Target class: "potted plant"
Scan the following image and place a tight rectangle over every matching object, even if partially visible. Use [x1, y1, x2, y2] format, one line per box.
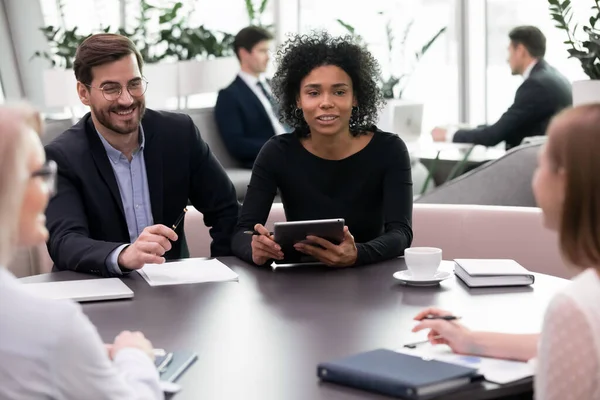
[336, 16, 446, 141]
[34, 0, 239, 111]
[548, 0, 600, 105]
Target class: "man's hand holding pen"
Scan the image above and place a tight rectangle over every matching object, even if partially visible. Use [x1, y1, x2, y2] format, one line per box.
[118, 208, 187, 270]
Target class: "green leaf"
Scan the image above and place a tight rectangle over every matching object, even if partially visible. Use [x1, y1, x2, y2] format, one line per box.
[415, 26, 446, 61]
[245, 0, 255, 22]
[259, 0, 269, 14]
[336, 19, 355, 34]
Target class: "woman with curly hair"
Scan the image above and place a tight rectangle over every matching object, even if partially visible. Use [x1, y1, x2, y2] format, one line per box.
[231, 32, 413, 267]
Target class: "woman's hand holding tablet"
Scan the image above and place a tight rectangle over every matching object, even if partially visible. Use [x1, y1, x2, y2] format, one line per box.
[294, 226, 358, 267]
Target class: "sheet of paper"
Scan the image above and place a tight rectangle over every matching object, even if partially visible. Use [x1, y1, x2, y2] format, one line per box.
[139, 258, 238, 286]
[396, 343, 534, 384]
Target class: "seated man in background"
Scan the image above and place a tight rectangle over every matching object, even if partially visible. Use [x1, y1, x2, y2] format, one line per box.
[45, 33, 240, 277]
[432, 25, 572, 150]
[215, 26, 288, 169]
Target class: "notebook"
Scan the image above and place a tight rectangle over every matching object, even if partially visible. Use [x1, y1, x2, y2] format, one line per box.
[454, 259, 535, 287]
[138, 258, 238, 286]
[20, 278, 133, 302]
[397, 344, 534, 385]
[317, 349, 482, 399]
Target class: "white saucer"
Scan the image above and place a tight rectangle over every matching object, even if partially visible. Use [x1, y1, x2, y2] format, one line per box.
[393, 266, 453, 287]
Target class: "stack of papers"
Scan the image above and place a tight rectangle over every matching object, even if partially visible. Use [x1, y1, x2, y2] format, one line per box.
[454, 259, 535, 287]
[397, 344, 534, 384]
[20, 278, 133, 302]
[138, 258, 239, 286]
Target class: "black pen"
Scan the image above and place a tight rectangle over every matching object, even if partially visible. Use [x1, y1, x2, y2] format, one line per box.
[172, 207, 188, 231]
[421, 315, 461, 321]
[243, 230, 274, 236]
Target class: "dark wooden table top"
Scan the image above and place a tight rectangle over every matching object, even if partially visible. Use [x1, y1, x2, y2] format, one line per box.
[21, 257, 569, 400]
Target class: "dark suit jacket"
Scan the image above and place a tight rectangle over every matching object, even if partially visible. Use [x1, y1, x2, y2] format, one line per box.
[214, 76, 276, 168]
[45, 109, 241, 277]
[454, 59, 572, 149]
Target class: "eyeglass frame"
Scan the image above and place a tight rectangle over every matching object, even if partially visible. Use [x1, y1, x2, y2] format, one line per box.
[82, 77, 149, 101]
[31, 160, 57, 196]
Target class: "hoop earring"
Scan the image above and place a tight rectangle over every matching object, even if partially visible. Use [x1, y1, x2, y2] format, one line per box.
[294, 107, 303, 119]
[349, 106, 360, 129]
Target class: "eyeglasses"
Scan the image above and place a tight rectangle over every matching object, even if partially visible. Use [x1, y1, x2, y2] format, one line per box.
[31, 160, 57, 197]
[84, 78, 148, 101]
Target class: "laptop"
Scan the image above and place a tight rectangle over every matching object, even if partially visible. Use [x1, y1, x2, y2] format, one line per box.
[21, 278, 134, 302]
[378, 101, 424, 143]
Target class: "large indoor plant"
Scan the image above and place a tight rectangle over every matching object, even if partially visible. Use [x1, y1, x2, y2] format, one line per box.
[34, 0, 238, 110]
[548, 0, 600, 105]
[336, 15, 446, 143]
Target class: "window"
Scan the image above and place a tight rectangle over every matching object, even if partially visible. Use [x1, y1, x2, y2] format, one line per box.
[39, 0, 272, 38]
[39, 0, 120, 32]
[297, 0, 458, 130]
[485, 0, 588, 123]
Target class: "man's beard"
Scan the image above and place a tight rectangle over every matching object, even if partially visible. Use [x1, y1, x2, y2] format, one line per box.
[93, 100, 146, 135]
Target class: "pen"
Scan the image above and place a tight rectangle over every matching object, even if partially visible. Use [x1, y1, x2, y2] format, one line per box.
[421, 315, 461, 321]
[403, 336, 443, 349]
[172, 207, 188, 231]
[243, 230, 274, 236]
[157, 352, 174, 374]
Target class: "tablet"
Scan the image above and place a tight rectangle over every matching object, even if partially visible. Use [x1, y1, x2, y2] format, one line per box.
[273, 218, 345, 264]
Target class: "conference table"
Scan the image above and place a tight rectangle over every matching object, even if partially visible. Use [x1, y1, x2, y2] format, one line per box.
[21, 257, 569, 400]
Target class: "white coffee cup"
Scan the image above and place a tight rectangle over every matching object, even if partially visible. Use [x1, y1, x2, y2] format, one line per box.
[404, 247, 442, 279]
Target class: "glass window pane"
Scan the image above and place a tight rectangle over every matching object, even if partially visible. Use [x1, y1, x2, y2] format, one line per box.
[486, 0, 587, 123]
[298, 0, 458, 130]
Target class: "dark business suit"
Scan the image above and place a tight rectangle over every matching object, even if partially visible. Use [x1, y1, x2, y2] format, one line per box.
[454, 59, 572, 149]
[214, 76, 277, 168]
[45, 109, 240, 277]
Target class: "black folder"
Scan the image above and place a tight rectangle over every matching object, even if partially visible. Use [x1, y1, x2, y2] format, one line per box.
[317, 348, 482, 399]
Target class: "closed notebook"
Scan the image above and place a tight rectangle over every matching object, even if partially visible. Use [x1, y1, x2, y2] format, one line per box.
[317, 349, 481, 399]
[454, 259, 535, 287]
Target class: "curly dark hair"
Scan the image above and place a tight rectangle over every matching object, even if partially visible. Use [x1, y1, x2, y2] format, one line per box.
[271, 31, 384, 137]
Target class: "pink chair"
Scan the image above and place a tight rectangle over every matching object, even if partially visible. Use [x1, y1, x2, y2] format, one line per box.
[412, 204, 573, 279]
[186, 203, 572, 279]
[12, 204, 571, 279]
[185, 203, 286, 258]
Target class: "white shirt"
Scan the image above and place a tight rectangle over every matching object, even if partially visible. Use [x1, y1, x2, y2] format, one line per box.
[522, 60, 538, 80]
[535, 267, 600, 400]
[0, 268, 163, 400]
[237, 71, 286, 135]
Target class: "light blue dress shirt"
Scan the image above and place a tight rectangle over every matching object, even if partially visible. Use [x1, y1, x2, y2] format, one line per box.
[96, 127, 153, 275]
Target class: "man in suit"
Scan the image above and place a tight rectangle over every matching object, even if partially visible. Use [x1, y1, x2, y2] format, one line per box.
[45, 33, 240, 277]
[215, 26, 287, 169]
[432, 26, 572, 150]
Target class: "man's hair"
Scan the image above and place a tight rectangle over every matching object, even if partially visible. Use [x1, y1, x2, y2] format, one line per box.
[74, 33, 144, 85]
[233, 26, 273, 60]
[546, 104, 600, 269]
[509, 26, 546, 58]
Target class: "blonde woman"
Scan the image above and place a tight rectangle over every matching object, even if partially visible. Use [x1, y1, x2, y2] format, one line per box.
[0, 104, 163, 399]
[413, 104, 600, 400]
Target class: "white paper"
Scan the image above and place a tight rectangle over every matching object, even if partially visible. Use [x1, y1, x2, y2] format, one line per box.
[396, 343, 534, 384]
[139, 258, 239, 286]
